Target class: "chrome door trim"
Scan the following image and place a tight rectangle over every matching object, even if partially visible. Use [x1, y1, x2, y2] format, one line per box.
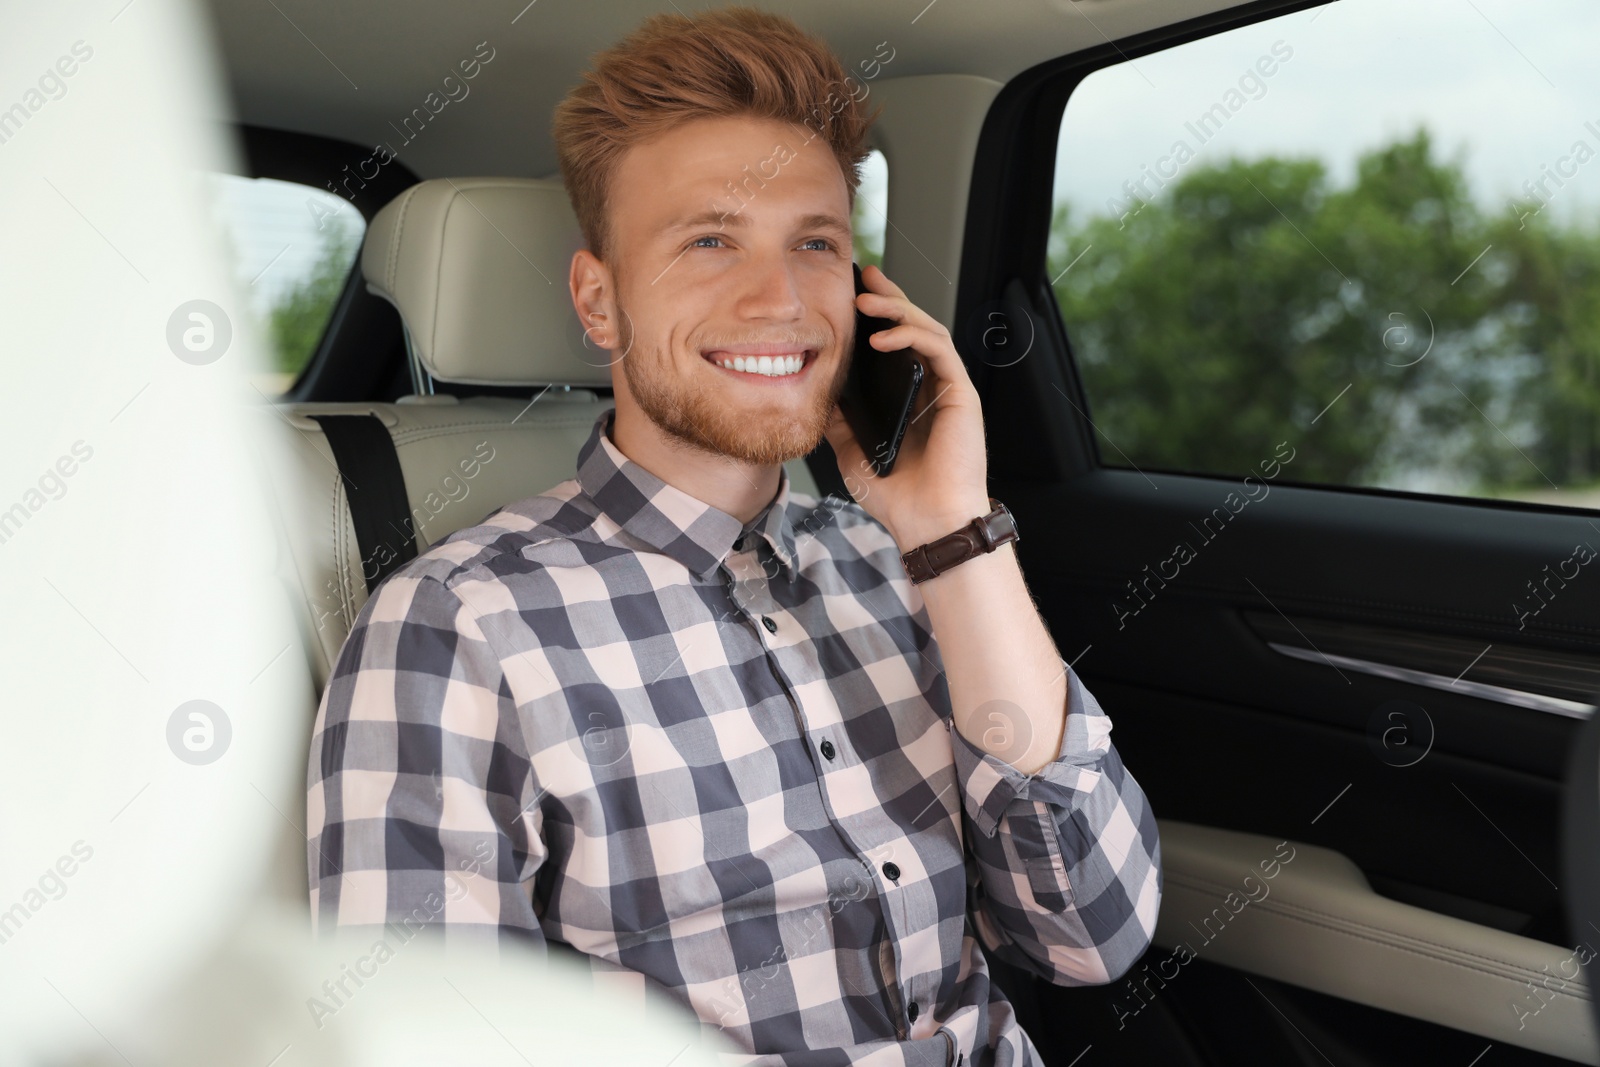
[1266, 642, 1594, 720]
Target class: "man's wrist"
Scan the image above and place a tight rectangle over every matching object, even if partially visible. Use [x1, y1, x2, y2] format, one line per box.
[890, 496, 994, 551]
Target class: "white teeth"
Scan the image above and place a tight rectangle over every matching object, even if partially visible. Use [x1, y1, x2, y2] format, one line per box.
[713, 353, 806, 376]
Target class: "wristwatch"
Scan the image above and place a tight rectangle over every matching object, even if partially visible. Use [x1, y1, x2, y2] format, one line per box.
[900, 498, 1019, 584]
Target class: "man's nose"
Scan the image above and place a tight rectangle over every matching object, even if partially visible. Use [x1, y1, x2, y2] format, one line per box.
[734, 253, 806, 321]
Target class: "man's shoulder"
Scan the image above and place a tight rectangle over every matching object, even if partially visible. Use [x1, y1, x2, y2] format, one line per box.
[384, 479, 604, 594]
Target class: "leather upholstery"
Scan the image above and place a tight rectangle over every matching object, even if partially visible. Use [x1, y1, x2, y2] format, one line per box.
[361, 176, 610, 388]
[267, 390, 609, 689]
[1154, 819, 1600, 1063]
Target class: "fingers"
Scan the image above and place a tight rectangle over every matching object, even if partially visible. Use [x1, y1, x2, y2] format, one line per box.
[856, 288, 941, 332]
[854, 266, 975, 401]
[863, 322, 974, 400]
[865, 321, 943, 352]
[860, 263, 906, 298]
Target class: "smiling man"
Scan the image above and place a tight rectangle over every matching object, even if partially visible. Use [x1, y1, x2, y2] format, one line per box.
[306, 8, 1161, 1066]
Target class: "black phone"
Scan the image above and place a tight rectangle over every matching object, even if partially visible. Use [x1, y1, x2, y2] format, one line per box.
[838, 263, 924, 478]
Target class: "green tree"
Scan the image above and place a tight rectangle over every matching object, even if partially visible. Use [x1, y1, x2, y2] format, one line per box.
[1050, 128, 1600, 497]
[1489, 211, 1600, 487]
[269, 225, 360, 378]
[852, 182, 884, 270]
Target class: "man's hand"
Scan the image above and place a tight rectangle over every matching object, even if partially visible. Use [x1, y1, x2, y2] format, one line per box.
[822, 264, 993, 551]
[823, 267, 1068, 775]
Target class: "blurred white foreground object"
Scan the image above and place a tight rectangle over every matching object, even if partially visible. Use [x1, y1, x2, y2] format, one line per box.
[66, 902, 732, 1066]
[0, 2, 728, 1064]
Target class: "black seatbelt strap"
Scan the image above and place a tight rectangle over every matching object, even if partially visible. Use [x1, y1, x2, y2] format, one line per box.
[310, 414, 418, 594]
[803, 436, 851, 503]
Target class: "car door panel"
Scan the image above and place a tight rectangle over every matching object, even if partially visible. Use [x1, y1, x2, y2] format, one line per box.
[1154, 820, 1599, 1063]
[954, 1, 1600, 1057]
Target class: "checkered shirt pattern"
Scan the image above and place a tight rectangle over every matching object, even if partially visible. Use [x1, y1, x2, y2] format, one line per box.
[306, 406, 1162, 1067]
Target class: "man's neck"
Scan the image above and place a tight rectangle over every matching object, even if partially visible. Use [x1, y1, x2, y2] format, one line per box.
[609, 405, 784, 527]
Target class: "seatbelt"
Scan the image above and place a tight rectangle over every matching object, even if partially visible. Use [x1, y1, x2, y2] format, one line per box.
[804, 436, 851, 502]
[310, 414, 418, 594]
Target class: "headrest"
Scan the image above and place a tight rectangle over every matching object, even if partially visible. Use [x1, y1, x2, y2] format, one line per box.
[361, 177, 611, 388]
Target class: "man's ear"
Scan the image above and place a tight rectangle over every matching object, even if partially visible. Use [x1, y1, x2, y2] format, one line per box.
[569, 249, 622, 354]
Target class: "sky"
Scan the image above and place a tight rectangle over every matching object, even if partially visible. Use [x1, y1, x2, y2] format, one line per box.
[1055, 0, 1600, 226]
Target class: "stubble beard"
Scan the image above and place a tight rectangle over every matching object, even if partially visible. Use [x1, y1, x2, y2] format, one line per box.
[615, 298, 851, 466]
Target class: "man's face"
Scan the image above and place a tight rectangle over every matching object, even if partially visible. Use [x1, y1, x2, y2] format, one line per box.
[601, 114, 856, 466]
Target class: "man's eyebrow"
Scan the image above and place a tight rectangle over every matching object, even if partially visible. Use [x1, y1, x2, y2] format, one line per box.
[660, 210, 853, 237]
[664, 210, 749, 232]
[798, 213, 853, 237]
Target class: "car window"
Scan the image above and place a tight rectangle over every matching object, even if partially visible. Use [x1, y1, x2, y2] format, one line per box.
[1049, 0, 1600, 510]
[852, 147, 888, 270]
[207, 175, 366, 395]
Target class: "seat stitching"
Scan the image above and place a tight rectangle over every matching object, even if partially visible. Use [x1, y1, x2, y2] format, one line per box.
[386, 184, 419, 295]
[330, 472, 355, 631]
[430, 190, 456, 371]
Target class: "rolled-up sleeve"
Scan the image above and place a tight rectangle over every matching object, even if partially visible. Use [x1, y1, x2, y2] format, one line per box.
[305, 570, 548, 951]
[950, 659, 1162, 985]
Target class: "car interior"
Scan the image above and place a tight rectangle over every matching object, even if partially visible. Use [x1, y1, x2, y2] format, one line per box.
[10, 0, 1600, 1063]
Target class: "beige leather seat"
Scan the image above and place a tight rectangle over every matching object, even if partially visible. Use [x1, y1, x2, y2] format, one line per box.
[266, 177, 820, 692]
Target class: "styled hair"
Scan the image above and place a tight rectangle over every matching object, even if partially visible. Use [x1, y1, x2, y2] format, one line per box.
[551, 6, 878, 264]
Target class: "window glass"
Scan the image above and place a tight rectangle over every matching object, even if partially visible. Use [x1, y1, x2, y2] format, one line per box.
[852, 148, 888, 270]
[207, 175, 366, 395]
[1050, 0, 1600, 509]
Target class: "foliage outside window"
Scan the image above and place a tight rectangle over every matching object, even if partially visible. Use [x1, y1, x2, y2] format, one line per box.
[852, 148, 888, 271]
[208, 175, 366, 395]
[1050, 0, 1600, 510]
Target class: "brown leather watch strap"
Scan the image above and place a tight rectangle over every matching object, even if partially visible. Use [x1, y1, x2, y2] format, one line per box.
[900, 498, 1019, 584]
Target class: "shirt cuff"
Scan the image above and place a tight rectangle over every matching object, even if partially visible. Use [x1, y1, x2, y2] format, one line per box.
[949, 657, 1115, 839]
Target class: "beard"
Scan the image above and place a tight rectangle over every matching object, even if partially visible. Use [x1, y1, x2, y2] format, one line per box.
[614, 297, 851, 466]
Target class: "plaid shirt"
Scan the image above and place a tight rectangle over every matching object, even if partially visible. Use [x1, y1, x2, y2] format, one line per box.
[307, 406, 1162, 1067]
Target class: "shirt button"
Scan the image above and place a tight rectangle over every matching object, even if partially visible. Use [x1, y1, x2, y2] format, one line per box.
[761, 615, 777, 633]
[820, 740, 836, 761]
[907, 1001, 919, 1023]
[882, 861, 901, 882]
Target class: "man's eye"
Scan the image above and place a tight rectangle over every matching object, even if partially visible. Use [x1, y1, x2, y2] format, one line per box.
[800, 238, 834, 252]
[691, 235, 725, 249]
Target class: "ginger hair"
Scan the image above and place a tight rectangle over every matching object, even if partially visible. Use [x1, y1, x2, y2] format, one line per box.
[552, 6, 879, 264]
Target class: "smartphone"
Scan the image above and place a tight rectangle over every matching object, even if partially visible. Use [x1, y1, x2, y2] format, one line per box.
[838, 263, 924, 477]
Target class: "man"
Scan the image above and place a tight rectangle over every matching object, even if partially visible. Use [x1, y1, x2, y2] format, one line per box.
[306, 8, 1161, 1065]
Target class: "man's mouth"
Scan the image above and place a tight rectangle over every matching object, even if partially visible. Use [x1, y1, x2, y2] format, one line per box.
[701, 344, 818, 380]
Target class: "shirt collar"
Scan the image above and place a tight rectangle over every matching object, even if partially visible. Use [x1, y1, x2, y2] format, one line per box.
[576, 407, 799, 584]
